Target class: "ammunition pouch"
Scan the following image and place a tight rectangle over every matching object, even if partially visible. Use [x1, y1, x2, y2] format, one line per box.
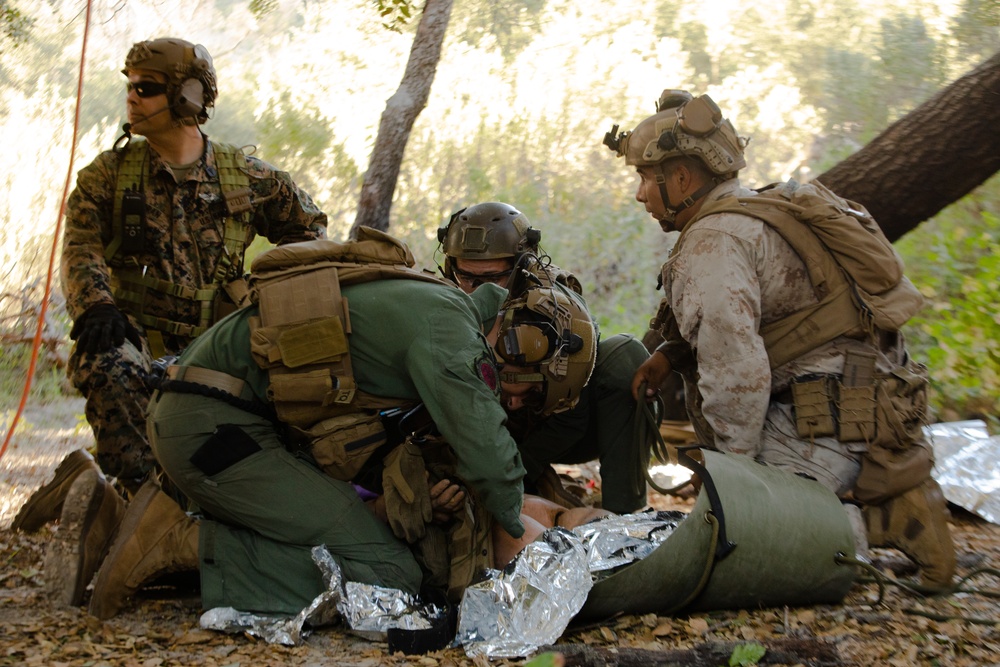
[855, 358, 933, 504]
[782, 354, 932, 504]
[214, 276, 251, 323]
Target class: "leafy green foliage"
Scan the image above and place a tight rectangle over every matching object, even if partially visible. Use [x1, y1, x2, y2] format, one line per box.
[374, 0, 414, 33]
[727, 641, 767, 666]
[0, 0, 33, 54]
[896, 175, 1000, 419]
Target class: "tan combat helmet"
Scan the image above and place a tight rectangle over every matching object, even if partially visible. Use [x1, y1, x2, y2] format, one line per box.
[604, 89, 747, 176]
[495, 286, 598, 416]
[438, 202, 542, 282]
[123, 37, 217, 126]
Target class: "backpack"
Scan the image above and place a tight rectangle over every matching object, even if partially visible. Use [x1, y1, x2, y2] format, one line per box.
[691, 179, 925, 368]
[246, 226, 452, 430]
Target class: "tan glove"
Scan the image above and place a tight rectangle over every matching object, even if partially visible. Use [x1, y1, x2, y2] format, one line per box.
[382, 441, 433, 543]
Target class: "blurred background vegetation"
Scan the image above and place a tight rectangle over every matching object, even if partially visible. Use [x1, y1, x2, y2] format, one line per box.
[1, 0, 998, 422]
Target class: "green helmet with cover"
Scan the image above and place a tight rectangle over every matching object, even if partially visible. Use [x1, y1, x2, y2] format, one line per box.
[495, 285, 597, 416]
[438, 202, 542, 281]
[123, 37, 217, 126]
[604, 90, 747, 177]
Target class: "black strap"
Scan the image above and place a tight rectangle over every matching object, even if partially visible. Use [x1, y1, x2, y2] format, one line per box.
[676, 446, 738, 561]
[386, 588, 456, 654]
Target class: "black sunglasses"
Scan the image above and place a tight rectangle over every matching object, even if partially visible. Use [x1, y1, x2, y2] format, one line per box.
[126, 81, 169, 98]
[452, 266, 513, 289]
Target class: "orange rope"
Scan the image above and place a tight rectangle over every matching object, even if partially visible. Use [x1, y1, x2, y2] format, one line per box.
[0, 1, 93, 465]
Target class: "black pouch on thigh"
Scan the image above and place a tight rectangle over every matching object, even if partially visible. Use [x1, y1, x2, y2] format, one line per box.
[190, 424, 263, 476]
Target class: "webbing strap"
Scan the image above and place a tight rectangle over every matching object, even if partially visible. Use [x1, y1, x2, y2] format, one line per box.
[113, 271, 218, 336]
[107, 140, 147, 263]
[115, 271, 219, 301]
[211, 143, 253, 285]
[165, 365, 247, 399]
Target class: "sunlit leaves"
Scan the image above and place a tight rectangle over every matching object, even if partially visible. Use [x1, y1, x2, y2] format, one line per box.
[0, 0, 33, 54]
[375, 0, 414, 32]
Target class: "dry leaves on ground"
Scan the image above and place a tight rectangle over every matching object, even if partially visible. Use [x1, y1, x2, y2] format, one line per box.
[1, 399, 998, 666]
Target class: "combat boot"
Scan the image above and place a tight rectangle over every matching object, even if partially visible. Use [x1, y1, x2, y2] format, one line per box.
[12, 449, 99, 532]
[43, 467, 125, 606]
[864, 478, 956, 589]
[88, 480, 199, 620]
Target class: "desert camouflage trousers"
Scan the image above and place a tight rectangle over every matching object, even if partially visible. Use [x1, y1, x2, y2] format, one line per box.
[67, 330, 156, 494]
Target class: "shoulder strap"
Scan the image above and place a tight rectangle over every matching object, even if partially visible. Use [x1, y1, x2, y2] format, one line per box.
[106, 138, 149, 264]
[208, 141, 253, 284]
[686, 189, 868, 368]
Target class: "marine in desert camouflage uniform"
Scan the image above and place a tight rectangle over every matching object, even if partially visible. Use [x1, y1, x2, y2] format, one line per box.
[607, 89, 955, 589]
[14, 37, 325, 541]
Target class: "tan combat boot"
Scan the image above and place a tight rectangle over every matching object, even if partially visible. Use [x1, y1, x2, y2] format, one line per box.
[43, 467, 125, 606]
[864, 478, 956, 589]
[12, 449, 100, 532]
[88, 480, 199, 619]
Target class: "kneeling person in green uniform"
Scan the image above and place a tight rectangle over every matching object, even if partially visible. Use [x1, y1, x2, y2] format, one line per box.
[439, 202, 652, 513]
[55, 230, 600, 619]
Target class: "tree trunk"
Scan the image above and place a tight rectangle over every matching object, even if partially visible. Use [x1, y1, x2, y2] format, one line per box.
[350, 0, 454, 237]
[817, 50, 1000, 242]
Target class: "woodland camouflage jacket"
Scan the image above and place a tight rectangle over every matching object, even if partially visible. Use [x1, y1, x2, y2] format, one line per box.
[61, 136, 327, 335]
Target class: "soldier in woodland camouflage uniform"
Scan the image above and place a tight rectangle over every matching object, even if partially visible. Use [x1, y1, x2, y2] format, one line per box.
[14, 37, 325, 563]
[606, 90, 955, 588]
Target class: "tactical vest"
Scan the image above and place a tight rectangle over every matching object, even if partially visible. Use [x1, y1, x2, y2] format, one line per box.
[246, 227, 453, 432]
[106, 138, 254, 344]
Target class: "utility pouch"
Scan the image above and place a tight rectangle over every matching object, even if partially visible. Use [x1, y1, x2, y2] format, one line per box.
[305, 412, 388, 481]
[213, 276, 250, 323]
[836, 349, 878, 443]
[791, 375, 836, 439]
[854, 439, 933, 504]
[872, 358, 929, 451]
[119, 187, 146, 256]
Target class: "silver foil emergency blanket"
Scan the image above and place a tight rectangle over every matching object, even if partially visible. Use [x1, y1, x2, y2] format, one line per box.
[927, 420, 1000, 524]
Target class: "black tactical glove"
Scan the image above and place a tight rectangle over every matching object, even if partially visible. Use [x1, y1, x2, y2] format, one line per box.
[69, 303, 142, 355]
[382, 441, 433, 543]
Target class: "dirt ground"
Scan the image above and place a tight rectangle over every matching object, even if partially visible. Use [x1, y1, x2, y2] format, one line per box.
[1, 398, 998, 666]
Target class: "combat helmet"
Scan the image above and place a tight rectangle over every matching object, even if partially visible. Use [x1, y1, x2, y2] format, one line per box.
[494, 285, 598, 416]
[604, 90, 747, 177]
[123, 37, 217, 125]
[438, 202, 542, 283]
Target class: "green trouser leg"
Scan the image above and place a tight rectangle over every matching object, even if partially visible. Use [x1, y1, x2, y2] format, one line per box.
[148, 392, 423, 615]
[518, 334, 650, 513]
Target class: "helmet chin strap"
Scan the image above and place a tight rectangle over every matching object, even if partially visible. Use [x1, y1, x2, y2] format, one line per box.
[654, 166, 718, 230]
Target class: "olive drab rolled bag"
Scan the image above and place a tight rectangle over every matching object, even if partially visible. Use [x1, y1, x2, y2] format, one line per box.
[577, 449, 857, 621]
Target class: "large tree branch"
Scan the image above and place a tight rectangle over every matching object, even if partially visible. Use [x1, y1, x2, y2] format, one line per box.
[350, 0, 454, 237]
[818, 51, 1000, 242]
